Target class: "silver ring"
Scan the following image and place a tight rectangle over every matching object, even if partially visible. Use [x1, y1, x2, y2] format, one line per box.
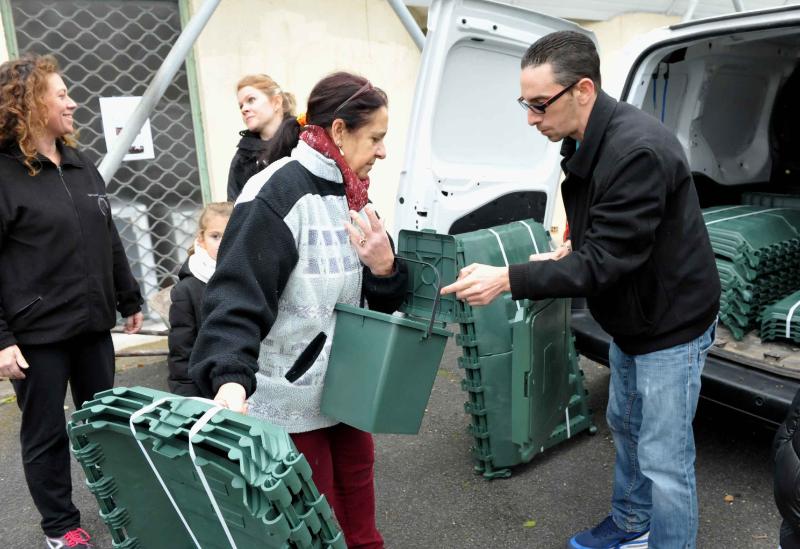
[359, 238, 367, 247]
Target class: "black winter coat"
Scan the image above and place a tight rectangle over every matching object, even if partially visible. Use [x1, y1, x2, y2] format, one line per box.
[226, 130, 269, 201]
[509, 90, 720, 355]
[167, 260, 205, 396]
[0, 141, 142, 348]
[775, 389, 800, 541]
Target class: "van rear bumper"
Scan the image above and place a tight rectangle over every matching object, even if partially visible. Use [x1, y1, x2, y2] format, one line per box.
[571, 309, 799, 427]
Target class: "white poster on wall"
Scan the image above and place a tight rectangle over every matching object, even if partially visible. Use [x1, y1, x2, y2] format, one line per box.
[99, 96, 155, 161]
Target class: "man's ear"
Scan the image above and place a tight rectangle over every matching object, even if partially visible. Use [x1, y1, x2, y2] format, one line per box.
[575, 77, 596, 105]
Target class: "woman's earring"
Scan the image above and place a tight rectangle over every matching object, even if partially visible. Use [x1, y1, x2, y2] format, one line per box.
[337, 142, 344, 156]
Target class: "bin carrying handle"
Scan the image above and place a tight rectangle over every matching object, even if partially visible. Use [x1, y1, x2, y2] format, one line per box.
[396, 255, 442, 339]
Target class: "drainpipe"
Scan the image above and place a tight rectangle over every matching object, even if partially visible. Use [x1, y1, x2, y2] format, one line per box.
[387, 0, 425, 51]
[98, 0, 221, 183]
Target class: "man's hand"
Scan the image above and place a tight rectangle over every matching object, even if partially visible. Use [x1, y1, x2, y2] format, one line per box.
[214, 382, 248, 414]
[440, 263, 510, 306]
[0, 345, 29, 380]
[123, 311, 144, 334]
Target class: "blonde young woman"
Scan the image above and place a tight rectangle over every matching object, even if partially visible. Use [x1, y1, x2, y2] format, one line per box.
[227, 74, 296, 200]
[0, 53, 143, 549]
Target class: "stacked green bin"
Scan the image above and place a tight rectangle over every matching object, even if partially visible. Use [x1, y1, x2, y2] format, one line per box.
[68, 386, 345, 549]
[760, 289, 800, 344]
[450, 220, 594, 479]
[703, 206, 800, 340]
[742, 192, 800, 209]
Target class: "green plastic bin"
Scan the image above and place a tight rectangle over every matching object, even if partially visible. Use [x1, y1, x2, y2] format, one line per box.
[321, 231, 457, 434]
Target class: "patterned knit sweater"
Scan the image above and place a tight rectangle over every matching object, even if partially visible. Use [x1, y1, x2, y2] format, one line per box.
[189, 141, 407, 432]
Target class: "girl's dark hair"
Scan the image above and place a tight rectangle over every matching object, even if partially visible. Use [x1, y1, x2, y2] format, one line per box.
[261, 72, 387, 166]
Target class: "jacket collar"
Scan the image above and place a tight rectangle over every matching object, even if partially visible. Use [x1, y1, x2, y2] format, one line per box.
[2, 139, 84, 169]
[561, 89, 617, 179]
[236, 130, 268, 152]
[291, 140, 343, 183]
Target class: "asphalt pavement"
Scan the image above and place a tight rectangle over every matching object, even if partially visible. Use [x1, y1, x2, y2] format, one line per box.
[0, 338, 782, 548]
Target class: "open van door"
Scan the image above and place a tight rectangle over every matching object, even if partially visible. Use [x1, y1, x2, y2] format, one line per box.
[394, 0, 595, 235]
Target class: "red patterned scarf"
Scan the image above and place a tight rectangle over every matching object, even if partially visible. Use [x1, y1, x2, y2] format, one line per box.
[300, 125, 370, 211]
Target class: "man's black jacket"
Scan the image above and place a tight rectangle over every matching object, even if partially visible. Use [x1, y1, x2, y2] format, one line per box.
[509, 90, 720, 354]
[0, 141, 142, 348]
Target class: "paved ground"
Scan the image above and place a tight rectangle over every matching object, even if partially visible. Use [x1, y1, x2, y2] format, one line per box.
[0, 337, 782, 548]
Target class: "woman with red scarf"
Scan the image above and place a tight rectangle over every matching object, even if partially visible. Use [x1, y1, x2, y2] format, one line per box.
[189, 72, 406, 549]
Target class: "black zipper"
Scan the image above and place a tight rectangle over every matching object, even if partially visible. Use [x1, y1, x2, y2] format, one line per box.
[57, 165, 90, 280]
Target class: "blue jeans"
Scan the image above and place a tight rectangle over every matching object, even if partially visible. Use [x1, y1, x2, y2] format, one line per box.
[607, 321, 716, 549]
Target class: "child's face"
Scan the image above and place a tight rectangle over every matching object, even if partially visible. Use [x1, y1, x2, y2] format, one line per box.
[197, 214, 229, 261]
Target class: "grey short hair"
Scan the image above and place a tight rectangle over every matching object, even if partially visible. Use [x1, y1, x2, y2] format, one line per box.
[521, 31, 601, 90]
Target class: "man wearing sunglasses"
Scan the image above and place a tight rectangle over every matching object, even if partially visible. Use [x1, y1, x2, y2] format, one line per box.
[442, 31, 720, 549]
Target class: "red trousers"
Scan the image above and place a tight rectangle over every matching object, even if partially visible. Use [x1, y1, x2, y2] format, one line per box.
[291, 423, 383, 549]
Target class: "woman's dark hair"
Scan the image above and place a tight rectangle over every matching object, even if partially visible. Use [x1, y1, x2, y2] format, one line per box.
[261, 72, 387, 166]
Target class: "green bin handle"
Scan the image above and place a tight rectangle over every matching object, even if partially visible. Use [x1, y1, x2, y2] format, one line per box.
[396, 255, 443, 340]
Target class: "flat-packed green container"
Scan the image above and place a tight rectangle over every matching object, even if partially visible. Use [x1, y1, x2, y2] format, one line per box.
[321, 230, 457, 434]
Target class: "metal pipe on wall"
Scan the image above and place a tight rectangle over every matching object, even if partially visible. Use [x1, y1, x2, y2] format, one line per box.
[98, 0, 221, 183]
[387, 0, 425, 51]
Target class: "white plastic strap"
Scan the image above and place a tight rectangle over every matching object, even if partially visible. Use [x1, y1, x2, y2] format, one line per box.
[129, 396, 239, 549]
[787, 299, 800, 339]
[188, 406, 239, 549]
[517, 220, 541, 254]
[129, 397, 202, 548]
[704, 207, 784, 226]
[565, 407, 571, 439]
[701, 205, 747, 217]
[488, 228, 520, 311]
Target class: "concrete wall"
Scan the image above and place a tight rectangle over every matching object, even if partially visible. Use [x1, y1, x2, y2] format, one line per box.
[188, 0, 421, 229]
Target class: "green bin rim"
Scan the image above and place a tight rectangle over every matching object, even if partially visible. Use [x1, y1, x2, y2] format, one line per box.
[334, 303, 452, 337]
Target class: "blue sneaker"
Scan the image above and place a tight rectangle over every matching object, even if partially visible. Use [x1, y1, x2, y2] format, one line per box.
[567, 516, 649, 548]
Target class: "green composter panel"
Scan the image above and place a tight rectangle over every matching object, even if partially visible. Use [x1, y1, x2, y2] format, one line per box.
[455, 220, 551, 357]
[511, 299, 573, 458]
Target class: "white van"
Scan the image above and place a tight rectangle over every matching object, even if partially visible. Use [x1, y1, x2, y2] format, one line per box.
[395, 0, 800, 426]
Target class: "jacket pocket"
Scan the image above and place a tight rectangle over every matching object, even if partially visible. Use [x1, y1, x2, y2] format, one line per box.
[8, 296, 43, 331]
[285, 332, 327, 383]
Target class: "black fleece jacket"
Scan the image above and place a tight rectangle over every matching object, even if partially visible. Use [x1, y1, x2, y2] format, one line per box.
[167, 260, 204, 397]
[0, 141, 142, 348]
[509, 90, 720, 354]
[226, 130, 269, 201]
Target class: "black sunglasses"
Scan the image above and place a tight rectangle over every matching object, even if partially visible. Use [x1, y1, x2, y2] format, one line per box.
[517, 80, 579, 115]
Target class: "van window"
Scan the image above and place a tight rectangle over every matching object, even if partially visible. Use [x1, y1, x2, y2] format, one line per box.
[432, 42, 549, 169]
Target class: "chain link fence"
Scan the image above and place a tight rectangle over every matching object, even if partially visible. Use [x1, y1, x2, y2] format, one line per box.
[9, 0, 206, 320]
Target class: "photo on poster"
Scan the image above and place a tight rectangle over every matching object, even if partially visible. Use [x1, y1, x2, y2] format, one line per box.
[99, 96, 156, 161]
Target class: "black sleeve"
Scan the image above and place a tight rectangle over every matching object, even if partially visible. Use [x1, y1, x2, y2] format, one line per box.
[227, 151, 244, 202]
[0, 203, 14, 348]
[188, 196, 299, 398]
[508, 148, 667, 300]
[167, 281, 202, 397]
[362, 232, 408, 314]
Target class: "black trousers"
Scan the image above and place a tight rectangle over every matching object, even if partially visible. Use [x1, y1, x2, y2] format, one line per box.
[11, 331, 114, 537]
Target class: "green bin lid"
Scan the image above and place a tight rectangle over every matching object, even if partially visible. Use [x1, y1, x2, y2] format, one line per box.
[397, 229, 459, 324]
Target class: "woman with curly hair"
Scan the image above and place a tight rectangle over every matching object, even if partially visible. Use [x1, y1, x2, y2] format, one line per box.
[0, 53, 144, 549]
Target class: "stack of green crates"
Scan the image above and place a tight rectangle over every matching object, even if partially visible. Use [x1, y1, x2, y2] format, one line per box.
[760, 289, 800, 344]
[449, 220, 594, 479]
[703, 206, 800, 340]
[742, 192, 800, 209]
[68, 386, 345, 549]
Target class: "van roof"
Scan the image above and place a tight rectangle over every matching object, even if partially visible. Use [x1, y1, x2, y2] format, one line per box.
[670, 4, 800, 31]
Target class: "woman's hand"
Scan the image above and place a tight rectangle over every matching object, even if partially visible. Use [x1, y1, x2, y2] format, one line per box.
[0, 345, 29, 380]
[214, 382, 248, 414]
[345, 205, 395, 276]
[124, 311, 145, 334]
[529, 240, 572, 262]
